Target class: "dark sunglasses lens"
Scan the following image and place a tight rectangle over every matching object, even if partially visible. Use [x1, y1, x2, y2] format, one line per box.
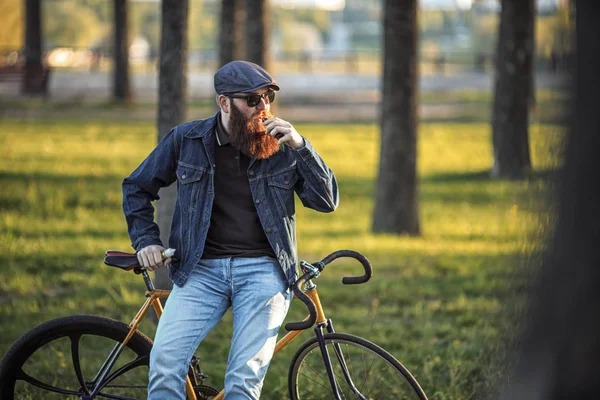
[247, 95, 261, 107]
[244, 92, 275, 107]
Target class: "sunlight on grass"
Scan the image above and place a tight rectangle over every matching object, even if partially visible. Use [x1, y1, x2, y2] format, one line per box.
[0, 117, 563, 399]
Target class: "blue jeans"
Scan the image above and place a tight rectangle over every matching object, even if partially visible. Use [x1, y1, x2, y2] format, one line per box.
[148, 256, 293, 399]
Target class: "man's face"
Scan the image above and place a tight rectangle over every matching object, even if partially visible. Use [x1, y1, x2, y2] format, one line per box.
[226, 88, 279, 159]
[230, 86, 273, 128]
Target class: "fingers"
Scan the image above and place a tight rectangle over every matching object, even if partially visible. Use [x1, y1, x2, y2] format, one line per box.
[264, 119, 290, 138]
[269, 126, 292, 142]
[263, 118, 304, 149]
[263, 117, 291, 133]
[151, 250, 163, 269]
[137, 245, 166, 271]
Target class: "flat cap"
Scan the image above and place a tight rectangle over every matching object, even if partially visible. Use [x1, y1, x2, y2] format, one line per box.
[214, 60, 280, 95]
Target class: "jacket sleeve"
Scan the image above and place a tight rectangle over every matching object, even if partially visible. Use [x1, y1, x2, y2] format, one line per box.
[122, 127, 180, 251]
[292, 138, 339, 212]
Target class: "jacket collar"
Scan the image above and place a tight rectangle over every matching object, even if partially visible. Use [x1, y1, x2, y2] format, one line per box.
[184, 112, 219, 139]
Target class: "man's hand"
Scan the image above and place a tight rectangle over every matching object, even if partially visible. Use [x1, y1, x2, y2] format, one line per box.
[137, 245, 172, 271]
[263, 117, 305, 149]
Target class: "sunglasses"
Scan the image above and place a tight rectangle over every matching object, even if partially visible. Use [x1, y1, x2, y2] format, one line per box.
[228, 91, 276, 107]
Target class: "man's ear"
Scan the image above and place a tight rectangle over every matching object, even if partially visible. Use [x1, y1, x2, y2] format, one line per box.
[218, 95, 230, 113]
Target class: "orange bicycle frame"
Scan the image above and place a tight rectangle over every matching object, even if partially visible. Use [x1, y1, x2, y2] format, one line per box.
[120, 285, 327, 400]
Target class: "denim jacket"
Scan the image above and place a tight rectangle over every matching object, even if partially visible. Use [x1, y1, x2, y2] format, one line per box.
[122, 113, 339, 287]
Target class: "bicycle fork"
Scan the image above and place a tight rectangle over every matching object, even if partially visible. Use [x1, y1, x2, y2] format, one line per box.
[315, 319, 368, 400]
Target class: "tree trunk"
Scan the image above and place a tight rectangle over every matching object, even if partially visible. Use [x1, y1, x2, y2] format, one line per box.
[113, 0, 131, 102]
[491, 0, 535, 179]
[245, 0, 270, 69]
[23, 0, 46, 96]
[372, 0, 420, 236]
[499, 2, 600, 398]
[219, 0, 245, 67]
[155, 0, 189, 294]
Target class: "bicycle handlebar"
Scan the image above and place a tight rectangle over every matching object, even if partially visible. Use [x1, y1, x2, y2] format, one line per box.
[321, 250, 372, 285]
[284, 250, 372, 332]
[284, 271, 318, 331]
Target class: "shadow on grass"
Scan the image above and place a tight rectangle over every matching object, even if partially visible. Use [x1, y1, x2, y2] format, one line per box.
[422, 168, 558, 184]
[4, 226, 128, 241]
[0, 171, 125, 213]
[0, 171, 123, 185]
[337, 168, 554, 207]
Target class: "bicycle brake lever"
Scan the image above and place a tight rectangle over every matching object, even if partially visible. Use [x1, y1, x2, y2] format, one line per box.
[300, 260, 320, 278]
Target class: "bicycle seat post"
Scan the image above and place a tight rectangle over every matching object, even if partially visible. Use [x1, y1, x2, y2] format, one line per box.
[141, 270, 155, 291]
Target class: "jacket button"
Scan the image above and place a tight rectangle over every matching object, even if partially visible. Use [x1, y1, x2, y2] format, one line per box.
[265, 228, 271, 233]
[255, 199, 261, 205]
[182, 174, 186, 179]
[248, 171, 254, 176]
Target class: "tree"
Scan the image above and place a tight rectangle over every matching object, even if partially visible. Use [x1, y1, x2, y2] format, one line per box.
[23, 0, 46, 95]
[219, 0, 244, 67]
[154, 0, 189, 294]
[372, 0, 420, 235]
[491, 0, 535, 179]
[498, 2, 600, 398]
[245, 0, 270, 69]
[113, 0, 131, 102]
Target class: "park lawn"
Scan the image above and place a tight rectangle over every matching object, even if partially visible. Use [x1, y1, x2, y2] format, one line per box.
[0, 117, 561, 399]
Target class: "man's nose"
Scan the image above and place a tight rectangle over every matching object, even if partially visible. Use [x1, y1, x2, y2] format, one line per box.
[256, 96, 268, 110]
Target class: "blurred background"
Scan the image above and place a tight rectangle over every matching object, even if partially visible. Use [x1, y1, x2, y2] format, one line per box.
[0, 0, 577, 399]
[0, 0, 570, 117]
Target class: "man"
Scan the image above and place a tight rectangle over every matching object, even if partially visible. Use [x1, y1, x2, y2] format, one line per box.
[122, 60, 339, 399]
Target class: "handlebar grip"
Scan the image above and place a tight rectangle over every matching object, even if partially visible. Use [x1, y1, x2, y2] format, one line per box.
[320, 250, 372, 284]
[285, 272, 317, 331]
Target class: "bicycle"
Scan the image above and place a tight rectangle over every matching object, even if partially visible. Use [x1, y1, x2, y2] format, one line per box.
[0, 249, 428, 400]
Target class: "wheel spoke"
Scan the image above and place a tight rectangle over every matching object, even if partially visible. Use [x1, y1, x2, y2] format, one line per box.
[302, 354, 330, 386]
[299, 360, 330, 390]
[292, 334, 426, 400]
[333, 342, 364, 399]
[360, 348, 376, 396]
[3, 316, 153, 400]
[70, 332, 91, 395]
[102, 354, 149, 387]
[298, 371, 332, 391]
[367, 369, 385, 396]
[15, 368, 83, 396]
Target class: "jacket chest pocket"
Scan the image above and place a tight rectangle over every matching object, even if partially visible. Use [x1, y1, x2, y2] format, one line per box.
[177, 165, 207, 214]
[267, 170, 298, 217]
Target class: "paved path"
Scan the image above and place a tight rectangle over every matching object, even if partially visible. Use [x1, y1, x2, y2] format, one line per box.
[1, 70, 568, 100]
[0, 70, 568, 123]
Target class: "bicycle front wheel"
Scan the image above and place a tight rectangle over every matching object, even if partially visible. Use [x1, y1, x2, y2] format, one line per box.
[0, 315, 153, 400]
[288, 332, 427, 400]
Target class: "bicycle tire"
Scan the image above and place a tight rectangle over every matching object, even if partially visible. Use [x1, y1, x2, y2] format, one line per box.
[288, 332, 427, 400]
[0, 314, 153, 400]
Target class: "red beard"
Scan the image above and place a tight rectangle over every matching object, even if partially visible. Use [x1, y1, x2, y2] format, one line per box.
[228, 104, 280, 159]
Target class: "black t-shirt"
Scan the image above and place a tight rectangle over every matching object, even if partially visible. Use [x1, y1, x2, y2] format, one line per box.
[201, 116, 275, 259]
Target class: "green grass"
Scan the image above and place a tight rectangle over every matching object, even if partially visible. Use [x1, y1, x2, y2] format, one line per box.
[0, 117, 562, 399]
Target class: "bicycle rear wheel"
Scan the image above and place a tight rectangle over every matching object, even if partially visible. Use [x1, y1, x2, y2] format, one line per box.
[0, 315, 153, 400]
[288, 332, 427, 400]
